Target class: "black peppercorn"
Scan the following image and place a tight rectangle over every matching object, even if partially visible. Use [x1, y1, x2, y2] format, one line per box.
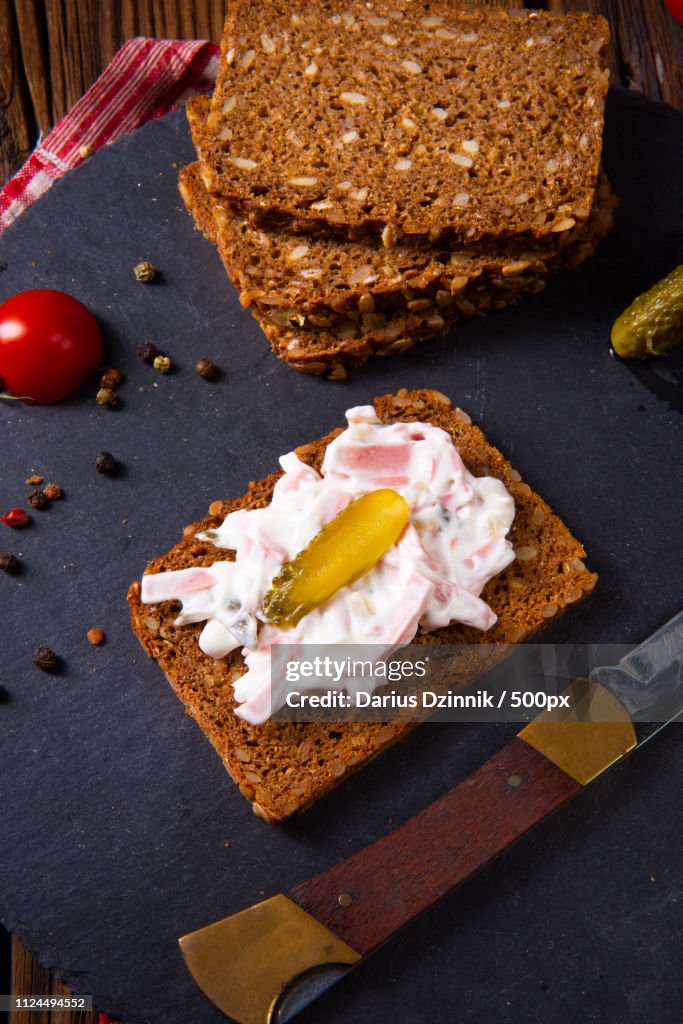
[95, 451, 120, 476]
[0, 551, 18, 575]
[100, 367, 124, 389]
[33, 646, 59, 673]
[194, 358, 220, 381]
[27, 489, 50, 510]
[138, 343, 159, 364]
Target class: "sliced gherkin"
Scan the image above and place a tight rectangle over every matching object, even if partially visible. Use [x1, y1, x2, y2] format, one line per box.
[262, 488, 409, 628]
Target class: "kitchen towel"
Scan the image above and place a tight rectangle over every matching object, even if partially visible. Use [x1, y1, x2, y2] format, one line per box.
[0, 37, 220, 235]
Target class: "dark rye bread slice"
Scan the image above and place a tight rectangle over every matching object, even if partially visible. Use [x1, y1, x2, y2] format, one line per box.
[179, 161, 551, 377]
[203, 3, 609, 247]
[179, 161, 456, 374]
[185, 156, 615, 334]
[187, 96, 617, 325]
[128, 389, 597, 822]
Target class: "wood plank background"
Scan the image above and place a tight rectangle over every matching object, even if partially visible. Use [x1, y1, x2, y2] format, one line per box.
[0, 1, 681, 1021]
[1, 0, 682, 186]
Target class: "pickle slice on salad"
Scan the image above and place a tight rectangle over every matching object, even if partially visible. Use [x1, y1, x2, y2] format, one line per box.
[262, 488, 409, 628]
[611, 264, 683, 359]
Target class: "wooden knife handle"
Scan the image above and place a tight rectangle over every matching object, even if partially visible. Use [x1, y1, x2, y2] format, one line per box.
[288, 737, 580, 955]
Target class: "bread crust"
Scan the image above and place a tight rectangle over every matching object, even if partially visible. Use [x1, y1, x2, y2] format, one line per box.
[178, 159, 616, 376]
[128, 390, 597, 822]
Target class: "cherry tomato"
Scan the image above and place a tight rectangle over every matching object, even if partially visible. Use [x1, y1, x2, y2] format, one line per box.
[664, 0, 683, 21]
[0, 289, 102, 404]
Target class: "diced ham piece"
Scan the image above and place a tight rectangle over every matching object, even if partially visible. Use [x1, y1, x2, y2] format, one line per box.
[334, 443, 413, 475]
[372, 476, 410, 488]
[141, 567, 218, 604]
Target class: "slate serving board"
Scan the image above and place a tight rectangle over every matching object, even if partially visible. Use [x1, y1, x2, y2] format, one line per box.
[0, 87, 682, 1024]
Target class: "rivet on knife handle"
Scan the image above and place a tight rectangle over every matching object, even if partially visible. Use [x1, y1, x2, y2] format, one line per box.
[179, 681, 636, 1023]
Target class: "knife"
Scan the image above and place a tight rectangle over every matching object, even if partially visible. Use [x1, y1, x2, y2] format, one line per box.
[179, 609, 683, 1024]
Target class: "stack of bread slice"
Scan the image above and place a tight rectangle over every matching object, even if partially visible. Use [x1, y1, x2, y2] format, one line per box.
[180, 1, 617, 377]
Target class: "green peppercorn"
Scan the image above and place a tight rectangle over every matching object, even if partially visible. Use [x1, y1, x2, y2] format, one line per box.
[153, 355, 171, 374]
[134, 260, 157, 283]
[96, 387, 117, 408]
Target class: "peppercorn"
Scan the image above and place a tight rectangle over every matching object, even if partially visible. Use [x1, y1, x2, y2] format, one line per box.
[25, 474, 43, 486]
[43, 483, 62, 500]
[1, 508, 30, 528]
[96, 387, 117, 408]
[100, 367, 124, 390]
[153, 354, 171, 374]
[194, 358, 220, 381]
[94, 451, 119, 476]
[33, 646, 59, 673]
[87, 627, 106, 646]
[0, 551, 18, 574]
[138, 343, 159, 365]
[27, 489, 49, 510]
[134, 260, 157, 283]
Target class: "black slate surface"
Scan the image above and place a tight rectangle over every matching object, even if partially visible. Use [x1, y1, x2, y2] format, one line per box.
[0, 88, 682, 1024]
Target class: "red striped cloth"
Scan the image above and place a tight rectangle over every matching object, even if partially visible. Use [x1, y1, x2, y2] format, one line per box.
[0, 37, 220, 236]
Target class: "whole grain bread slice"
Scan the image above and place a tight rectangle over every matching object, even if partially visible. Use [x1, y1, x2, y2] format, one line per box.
[179, 160, 552, 377]
[128, 389, 597, 822]
[187, 96, 617, 327]
[203, 3, 609, 247]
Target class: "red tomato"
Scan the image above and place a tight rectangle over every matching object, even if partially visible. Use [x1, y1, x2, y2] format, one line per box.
[0, 289, 102, 404]
[664, 0, 683, 21]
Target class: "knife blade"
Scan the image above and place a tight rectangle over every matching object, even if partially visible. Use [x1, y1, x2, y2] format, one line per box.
[179, 609, 683, 1024]
[590, 609, 683, 743]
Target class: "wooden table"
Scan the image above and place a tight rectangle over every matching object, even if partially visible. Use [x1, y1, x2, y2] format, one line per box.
[1, 0, 682, 187]
[1, 2, 681, 1022]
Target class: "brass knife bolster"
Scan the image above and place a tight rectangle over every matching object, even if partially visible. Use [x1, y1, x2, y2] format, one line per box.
[518, 679, 637, 784]
[179, 894, 360, 1024]
[180, 681, 638, 1024]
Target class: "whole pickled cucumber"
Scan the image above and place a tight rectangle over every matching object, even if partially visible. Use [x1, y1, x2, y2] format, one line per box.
[611, 265, 683, 359]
